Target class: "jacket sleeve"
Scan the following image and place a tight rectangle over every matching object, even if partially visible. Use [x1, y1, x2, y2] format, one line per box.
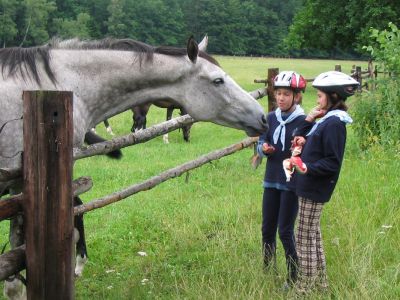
[257, 130, 269, 157]
[306, 121, 346, 176]
[257, 113, 273, 157]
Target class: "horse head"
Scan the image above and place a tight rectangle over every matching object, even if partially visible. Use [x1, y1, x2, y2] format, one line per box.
[168, 37, 267, 137]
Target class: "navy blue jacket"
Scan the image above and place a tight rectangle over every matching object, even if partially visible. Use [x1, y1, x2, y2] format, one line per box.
[295, 116, 347, 203]
[258, 111, 306, 191]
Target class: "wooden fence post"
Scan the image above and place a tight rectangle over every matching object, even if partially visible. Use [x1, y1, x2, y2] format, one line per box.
[356, 66, 362, 91]
[267, 68, 279, 112]
[23, 91, 74, 300]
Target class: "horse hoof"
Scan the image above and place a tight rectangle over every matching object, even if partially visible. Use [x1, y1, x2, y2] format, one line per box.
[163, 134, 169, 144]
[4, 277, 26, 300]
[75, 255, 88, 277]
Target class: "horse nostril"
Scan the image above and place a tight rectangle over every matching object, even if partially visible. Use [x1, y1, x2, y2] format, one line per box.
[261, 114, 267, 125]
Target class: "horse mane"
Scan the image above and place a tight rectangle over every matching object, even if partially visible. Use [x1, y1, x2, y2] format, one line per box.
[0, 38, 219, 85]
[0, 45, 55, 85]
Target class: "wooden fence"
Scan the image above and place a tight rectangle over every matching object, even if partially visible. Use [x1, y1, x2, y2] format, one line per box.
[254, 61, 378, 112]
[0, 91, 260, 299]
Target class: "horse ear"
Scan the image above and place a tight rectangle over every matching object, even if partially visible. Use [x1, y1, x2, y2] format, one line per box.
[187, 36, 198, 64]
[198, 34, 208, 52]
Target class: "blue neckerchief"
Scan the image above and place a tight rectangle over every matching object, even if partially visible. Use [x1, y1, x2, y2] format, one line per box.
[306, 109, 353, 136]
[273, 105, 305, 151]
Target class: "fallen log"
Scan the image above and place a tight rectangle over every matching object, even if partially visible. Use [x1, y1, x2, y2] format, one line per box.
[74, 137, 258, 215]
[0, 245, 25, 282]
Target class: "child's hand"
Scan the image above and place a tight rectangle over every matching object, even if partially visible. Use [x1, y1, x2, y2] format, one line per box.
[292, 136, 306, 147]
[306, 107, 327, 121]
[262, 143, 275, 154]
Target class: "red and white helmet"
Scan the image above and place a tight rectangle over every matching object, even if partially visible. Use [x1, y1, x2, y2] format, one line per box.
[273, 71, 307, 92]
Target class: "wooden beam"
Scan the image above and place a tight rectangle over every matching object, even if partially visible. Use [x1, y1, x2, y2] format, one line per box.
[267, 68, 279, 112]
[23, 91, 74, 300]
[0, 245, 26, 282]
[0, 194, 23, 222]
[0, 176, 93, 222]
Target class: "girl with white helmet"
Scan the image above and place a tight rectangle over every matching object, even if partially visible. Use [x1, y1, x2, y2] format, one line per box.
[286, 71, 359, 293]
[256, 71, 307, 287]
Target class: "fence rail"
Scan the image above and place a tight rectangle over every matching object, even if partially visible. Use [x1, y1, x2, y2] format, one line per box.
[254, 62, 378, 112]
[74, 137, 257, 215]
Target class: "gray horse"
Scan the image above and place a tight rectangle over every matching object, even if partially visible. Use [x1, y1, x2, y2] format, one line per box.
[0, 36, 267, 298]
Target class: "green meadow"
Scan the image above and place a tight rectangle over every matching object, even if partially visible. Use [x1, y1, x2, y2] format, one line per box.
[1, 57, 399, 299]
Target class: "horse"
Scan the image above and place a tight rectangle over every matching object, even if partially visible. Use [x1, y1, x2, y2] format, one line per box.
[131, 101, 192, 143]
[0, 36, 267, 297]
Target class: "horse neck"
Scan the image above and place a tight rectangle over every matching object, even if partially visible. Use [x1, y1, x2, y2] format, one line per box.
[53, 50, 191, 129]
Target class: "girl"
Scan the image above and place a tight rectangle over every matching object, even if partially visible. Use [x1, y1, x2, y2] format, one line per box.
[257, 71, 307, 285]
[288, 71, 359, 292]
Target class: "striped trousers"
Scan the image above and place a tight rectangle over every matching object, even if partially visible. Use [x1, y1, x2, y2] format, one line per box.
[296, 197, 328, 291]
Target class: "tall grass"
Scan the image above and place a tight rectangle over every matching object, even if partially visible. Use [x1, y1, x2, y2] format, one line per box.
[1, 57, 398, 299]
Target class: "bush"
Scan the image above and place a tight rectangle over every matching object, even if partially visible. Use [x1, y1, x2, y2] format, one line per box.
[352, 79, 400, 149]
[354, 22, 400, 149]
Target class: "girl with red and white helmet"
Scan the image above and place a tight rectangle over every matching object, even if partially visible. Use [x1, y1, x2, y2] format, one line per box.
[256, 71, 307, 287]
[287, 71, 359, 293]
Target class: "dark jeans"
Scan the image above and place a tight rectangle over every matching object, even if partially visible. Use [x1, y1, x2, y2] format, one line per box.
[262, 187, 299, 277]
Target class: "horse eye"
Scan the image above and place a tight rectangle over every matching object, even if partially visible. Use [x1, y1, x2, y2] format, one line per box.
[213, 78, 224, 86]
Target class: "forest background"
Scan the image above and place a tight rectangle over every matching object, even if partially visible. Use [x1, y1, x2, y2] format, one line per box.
[1, 0, 399, 59]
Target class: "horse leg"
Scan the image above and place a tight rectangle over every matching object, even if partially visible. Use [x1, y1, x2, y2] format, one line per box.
[104, 119, 115, 136]
[131, 104, 150, 133]
[163, 107, 174, 144]
[180, 108, 191, 142]
[73, 197, 88, 277]
[4, 188, 26, 300]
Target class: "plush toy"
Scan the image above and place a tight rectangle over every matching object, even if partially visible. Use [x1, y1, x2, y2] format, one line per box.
[283, 137, 307, 181]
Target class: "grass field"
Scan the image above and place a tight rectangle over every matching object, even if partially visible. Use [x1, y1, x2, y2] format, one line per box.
[1, 56, 399, 299]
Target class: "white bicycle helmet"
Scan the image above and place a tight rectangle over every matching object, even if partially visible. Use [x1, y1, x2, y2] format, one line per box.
[274, 71, 307, 92]
[312, 71, 359, 100]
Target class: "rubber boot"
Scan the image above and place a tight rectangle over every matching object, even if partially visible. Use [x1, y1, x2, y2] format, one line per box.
[263, 243, 277, 274]
[282, 256, 298, 292]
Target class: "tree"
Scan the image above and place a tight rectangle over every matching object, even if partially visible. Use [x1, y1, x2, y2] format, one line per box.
[0, 0, 19, 47]
[364, 22, 400, 73]
[106, 0, 128, 38]
[20, 0, 56, 46]
[287, 0, 400, 56]
[53, 13, 92, 39]
[127, 0, 185, 46]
